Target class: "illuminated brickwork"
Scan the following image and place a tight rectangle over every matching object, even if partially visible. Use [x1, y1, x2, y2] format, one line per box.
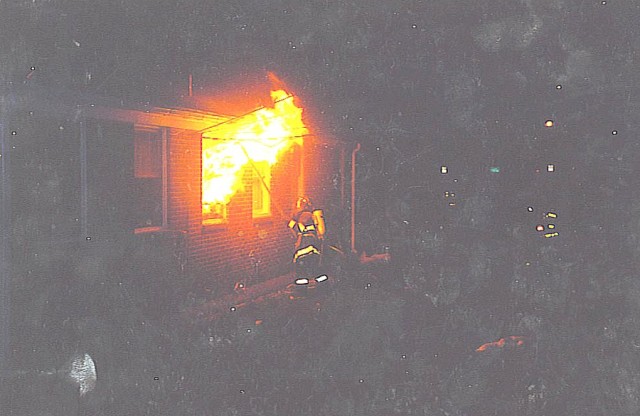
[168, 131, 305, 290]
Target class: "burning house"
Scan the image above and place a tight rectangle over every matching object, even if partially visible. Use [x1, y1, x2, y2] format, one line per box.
[0, 77, 350, 320]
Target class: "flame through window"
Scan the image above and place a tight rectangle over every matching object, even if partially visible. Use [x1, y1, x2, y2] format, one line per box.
[201, 89, 308, 223]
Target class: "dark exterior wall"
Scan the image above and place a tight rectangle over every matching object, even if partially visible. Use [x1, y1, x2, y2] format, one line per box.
[167, 129, 201, 237]
[304, 138, 349, 247]
[9, 115, 83, 268]
[86, 121, 135, 240]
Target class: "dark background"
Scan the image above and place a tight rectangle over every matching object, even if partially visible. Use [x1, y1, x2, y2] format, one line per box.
[2, 0, 640, 415]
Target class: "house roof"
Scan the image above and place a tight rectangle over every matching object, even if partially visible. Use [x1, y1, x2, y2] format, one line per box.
[86, 105, 232, 131]
[1, 85, 348, 146]
[1, 85, 233, 131]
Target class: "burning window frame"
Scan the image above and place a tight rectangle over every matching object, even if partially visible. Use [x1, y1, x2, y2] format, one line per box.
[200, 89, 308, 226]
[251, 160, 272, 218]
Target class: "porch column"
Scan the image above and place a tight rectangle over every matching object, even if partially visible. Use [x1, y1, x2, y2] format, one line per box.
[0, 114, 11, 380]
[79, 119, 88, 240]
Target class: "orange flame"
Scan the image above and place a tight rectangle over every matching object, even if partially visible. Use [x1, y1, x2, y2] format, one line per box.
[202, 89, 308, 211]
[476, 336, 525, 352]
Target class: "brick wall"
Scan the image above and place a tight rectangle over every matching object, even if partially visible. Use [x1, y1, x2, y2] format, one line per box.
[168, 132, 312, 293]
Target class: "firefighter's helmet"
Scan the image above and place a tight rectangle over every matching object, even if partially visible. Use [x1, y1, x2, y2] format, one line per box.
[296, 196, 313, 210]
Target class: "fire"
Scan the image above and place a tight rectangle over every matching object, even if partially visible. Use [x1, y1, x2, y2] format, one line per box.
[476, 336, 525, 352]
[202, 89, 308, 211]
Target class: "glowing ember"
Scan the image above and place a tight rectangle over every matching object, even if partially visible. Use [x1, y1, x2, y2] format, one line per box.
[202, 89, 308, 212]
[476, 336, 525, 352]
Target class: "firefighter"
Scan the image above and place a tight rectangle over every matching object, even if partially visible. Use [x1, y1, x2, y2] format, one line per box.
[288, 196, 327, 285]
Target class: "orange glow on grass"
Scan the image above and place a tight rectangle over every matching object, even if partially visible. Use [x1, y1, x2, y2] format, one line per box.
[202, 88, 308, 213]
[476, 336, 525, 352]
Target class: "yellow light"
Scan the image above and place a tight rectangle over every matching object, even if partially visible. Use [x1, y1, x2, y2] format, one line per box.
[544, 120, 554, 127]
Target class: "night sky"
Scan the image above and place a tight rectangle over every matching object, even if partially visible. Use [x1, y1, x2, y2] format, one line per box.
[2, 0, 640, 414]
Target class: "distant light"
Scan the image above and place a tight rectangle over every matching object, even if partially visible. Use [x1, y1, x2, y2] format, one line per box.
[547, 224, 555, 229]
[536, 225, 545, 232]
[544, 120, 554, 127]
[547, 164, 555, 172]
[230, 306, 237, 312]
[527, 207, 534, 212]
[525, 261, 531, 266]
[441, 166, 448, 174]
[555, 84, 562, 90]
[489, 167, 500, 173]
[612, 130, 618, 135]
[11, 131, 16, 135]
[359, 379, 364, 383]
[295, 278, 310, 285]
[544, 232, 559, 238]
[545, 212, 557, 218]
